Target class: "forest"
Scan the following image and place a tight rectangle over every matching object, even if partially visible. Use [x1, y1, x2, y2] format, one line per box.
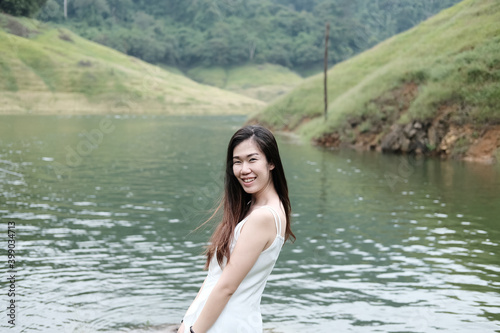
[3, 0, 462, 72]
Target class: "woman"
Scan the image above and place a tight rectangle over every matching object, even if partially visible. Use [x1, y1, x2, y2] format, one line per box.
[178, 125, 295, 333]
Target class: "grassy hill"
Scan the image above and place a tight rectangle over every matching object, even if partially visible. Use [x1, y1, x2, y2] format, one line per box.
[186, 64, 304, 102]
[250, 0, 500, 162]
[0, 14, 264, 115]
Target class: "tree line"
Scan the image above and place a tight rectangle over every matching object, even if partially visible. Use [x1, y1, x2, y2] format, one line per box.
[3, 0, 461, 71]
[0, 0, 48, 17]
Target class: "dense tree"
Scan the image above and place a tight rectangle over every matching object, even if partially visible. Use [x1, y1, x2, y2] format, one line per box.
[36, 0, 462, 70]
[0, 0, 48, 17]
[72, 0, 110, 24]
[107, 0, 132, 21]
[38, 0, 62, 21]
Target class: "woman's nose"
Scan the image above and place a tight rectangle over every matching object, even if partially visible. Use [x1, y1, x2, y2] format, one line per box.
[241, 162, 251, 174]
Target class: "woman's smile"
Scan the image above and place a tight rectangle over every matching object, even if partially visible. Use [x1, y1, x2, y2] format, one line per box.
[242, 177, 256, 185]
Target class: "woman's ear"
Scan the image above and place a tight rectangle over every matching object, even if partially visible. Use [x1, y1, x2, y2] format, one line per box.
[269, 163, 275, 171]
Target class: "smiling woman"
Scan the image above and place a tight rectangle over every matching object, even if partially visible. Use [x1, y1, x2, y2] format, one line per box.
[232, 141, 275, 194]
[178, 125, 296, 333]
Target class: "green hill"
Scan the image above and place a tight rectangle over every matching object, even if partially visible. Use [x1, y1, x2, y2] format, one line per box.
[0, 14, 264, 115]
[187, 63, 304, 102]
[251, 0, 500, 163]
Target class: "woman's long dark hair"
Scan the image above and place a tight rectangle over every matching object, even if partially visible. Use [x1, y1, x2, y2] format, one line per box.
[203, 125, 295, 269]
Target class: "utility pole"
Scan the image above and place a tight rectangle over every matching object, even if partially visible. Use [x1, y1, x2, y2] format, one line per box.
[64, 0, 68, 19]
[324, 22, 330, 121]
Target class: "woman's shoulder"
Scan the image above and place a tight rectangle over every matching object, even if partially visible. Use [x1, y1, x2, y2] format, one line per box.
[244, 205, 283, 230]
[238, 208, 276, 239]
[249, 206, 277, 219]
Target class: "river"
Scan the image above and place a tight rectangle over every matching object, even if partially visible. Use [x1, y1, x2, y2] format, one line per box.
[0, 115, 499, 332]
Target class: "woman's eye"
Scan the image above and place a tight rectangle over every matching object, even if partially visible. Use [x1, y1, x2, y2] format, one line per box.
[250, 158, 257, 162]
[233, 161, 241, 165]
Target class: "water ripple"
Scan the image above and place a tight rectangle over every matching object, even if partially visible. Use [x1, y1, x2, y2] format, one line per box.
[1, 116, 499, 332]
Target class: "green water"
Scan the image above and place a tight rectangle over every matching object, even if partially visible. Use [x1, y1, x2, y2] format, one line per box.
[0, 115, 499, 332]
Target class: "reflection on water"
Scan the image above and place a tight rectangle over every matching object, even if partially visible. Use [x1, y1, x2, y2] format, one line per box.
[0, 115, 499, 332]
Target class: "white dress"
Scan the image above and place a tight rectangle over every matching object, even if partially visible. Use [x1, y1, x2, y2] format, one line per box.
[183, 206, 285, 333]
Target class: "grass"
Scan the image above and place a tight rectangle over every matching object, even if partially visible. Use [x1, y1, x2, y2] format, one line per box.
[250, 0, 500, 141]
[186, 63, 303, 102]
[0, 57, 18, 91]
[0, 14, 264, 115]
[187, 66, 228, 88]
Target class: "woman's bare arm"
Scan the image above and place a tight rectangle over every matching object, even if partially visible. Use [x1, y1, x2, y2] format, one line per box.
[190, 209, 275, 333]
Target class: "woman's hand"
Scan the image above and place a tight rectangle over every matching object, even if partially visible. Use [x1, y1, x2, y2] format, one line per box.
[177, 322, 185, 333]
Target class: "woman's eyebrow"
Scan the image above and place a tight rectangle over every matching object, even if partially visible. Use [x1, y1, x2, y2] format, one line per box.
[233, 153, 260, 159]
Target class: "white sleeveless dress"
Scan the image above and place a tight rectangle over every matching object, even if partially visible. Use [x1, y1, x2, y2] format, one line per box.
[182, 206, 285, 333]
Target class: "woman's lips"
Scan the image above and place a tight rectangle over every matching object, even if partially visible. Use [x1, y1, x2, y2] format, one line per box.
[242, 177, 256, 186]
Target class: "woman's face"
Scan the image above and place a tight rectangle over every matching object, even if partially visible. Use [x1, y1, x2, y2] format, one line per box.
[232, 138, 274, 195]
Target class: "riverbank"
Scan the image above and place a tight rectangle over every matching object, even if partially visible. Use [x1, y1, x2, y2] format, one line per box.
[314, 121, 500, 164]
[0, 91, 263, 116]
[312, 85, 500, 164]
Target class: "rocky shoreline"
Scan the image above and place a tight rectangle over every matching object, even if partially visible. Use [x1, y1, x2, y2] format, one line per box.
[313, 82, 500, 164]
[314, 118, 500, 164]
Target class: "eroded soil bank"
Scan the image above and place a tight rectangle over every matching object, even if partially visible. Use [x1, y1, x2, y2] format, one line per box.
[314, 84, 500, 164]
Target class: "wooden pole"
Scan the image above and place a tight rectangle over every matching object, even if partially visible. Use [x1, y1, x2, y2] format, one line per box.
[324, 23, 330, 121]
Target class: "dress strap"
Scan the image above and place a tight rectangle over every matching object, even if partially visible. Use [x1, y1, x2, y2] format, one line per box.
[261, 206, 282, 237]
